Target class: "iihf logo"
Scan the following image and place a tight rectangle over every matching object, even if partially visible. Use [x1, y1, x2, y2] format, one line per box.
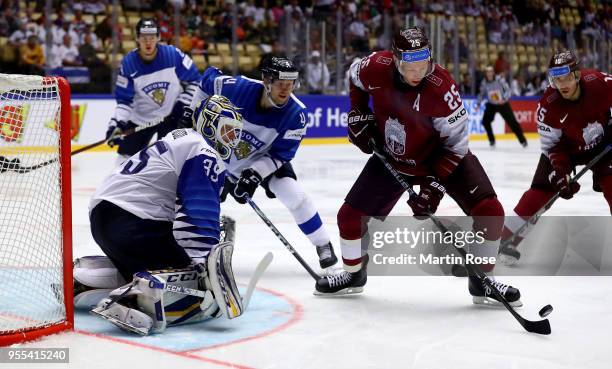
[142, 82, 170, 106]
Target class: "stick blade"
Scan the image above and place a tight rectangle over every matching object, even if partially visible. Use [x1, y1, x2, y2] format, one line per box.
[522, 318, 551, 335]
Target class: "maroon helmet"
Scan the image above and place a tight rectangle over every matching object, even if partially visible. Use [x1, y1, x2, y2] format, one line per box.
[548, 50, 580, 86]
[391, 27, 433, 74]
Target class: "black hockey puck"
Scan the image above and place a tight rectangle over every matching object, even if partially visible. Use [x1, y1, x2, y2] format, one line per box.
[539, 304, 553, 318]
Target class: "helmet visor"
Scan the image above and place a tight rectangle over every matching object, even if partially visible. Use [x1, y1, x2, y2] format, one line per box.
[548, 65, 573, 88]
[399, 48, 431, 63]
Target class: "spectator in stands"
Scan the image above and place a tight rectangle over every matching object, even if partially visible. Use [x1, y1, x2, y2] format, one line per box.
[524, 73, 547, 96]
[349, 11, 370, 53]
[493, 51, 510, 78]
[53, 21, 79, 47]
[79, 23, 100, 51]
[441, 10, 456, 34]
[313, 0, 335, 21]
[95, 15, 122, 49]
[83, 0, 106, 15]
[510, 65, 529, 96]
[58, 34, 82, 67]
[19, 35, 45, 75]
[72, 9, 87, 34]
[8, 22, 27, 46]
[154, 9, 172, 42]
[459, 72, 472, 96]
[0, 9, 16, 37]
[78, 33, 102, 67]
[306, 50, 329, 94]
[464, 0, 481, 17]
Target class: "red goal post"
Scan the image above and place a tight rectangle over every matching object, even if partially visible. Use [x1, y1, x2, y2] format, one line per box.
[0, 74, 73, 345]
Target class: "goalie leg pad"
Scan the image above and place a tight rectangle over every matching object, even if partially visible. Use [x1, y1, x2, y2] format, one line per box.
[207, 241, 244, 319]
[74, 255, 127, 308]
[74, 255, 127, 289]
[91, 272, 167, 335]
[149, 267, 221, 326]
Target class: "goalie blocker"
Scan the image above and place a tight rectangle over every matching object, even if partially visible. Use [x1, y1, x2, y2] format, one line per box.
[78, 241, 244, 335]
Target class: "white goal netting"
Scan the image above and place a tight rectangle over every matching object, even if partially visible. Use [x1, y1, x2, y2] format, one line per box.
[0, 74, 70, 336]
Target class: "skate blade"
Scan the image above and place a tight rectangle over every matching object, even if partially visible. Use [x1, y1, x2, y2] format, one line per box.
[472, 296, 523, 307]
[313, 286, 364, 296]
[90, 308, 151, 335]
[498, 254, 519, 267]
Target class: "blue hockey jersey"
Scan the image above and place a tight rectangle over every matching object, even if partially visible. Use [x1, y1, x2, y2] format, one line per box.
[192, 67, 308, 178]
[113, 45, 200, 126]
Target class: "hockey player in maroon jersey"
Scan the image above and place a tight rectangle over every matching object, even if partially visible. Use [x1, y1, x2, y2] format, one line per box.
[499, 50, 612, 265]
[315, 27, 521, 306]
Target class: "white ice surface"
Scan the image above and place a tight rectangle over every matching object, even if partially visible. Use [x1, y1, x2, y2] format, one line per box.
[5, 139, 611, 369]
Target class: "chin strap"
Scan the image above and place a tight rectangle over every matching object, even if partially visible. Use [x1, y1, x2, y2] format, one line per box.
[263, 82, 288, 109]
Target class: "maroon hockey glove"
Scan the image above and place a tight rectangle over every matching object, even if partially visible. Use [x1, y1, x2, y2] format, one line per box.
[347, 107, 377, 154]
[407, 176, 446, 218]
[548, 168, 580, 199]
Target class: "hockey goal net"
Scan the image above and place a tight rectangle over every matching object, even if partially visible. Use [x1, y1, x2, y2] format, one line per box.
[0, 74, 73, 345]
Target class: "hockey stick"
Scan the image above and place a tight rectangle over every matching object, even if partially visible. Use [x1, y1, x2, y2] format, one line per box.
[1, 118, 164, 173]
[244, 195, 322, 281]
[371, 144, 552, 335]
[500, 144, 612, 254]
[165, 252, 274, 310]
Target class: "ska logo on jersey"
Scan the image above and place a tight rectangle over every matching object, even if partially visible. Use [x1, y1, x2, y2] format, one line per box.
[234, 131, 266, 160]
[384, 117, 406, 156]
[142, 82, 171, 106]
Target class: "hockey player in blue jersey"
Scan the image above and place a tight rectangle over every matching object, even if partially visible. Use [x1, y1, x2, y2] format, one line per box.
[73, 95, 249, 335]
[190, 57, 338, 270]
[106, 18, 200, 163]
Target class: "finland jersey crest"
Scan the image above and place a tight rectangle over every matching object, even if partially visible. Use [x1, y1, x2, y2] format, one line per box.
[143, 81, 170, 106]
[234, 130, 266, 160]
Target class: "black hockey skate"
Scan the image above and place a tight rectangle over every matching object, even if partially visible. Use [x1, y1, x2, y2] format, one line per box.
[469, 275, 522, 307]
[314, 255, 368, 295]
[316, 242, 338, 269]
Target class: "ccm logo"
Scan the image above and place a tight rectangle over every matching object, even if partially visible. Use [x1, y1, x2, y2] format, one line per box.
[448, 108, 467, 124]
[537, 124, 551, 132]
[166, 272, 198, 282]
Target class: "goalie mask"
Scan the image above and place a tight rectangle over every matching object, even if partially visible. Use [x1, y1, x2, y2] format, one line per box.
[391, 27, 434, 86]
[194, 95, 243, 160]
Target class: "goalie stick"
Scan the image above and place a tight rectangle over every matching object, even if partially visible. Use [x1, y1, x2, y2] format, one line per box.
[0, 118, 164, 173]
[499, 144, 612, 256]
[371, 142, 552, 335]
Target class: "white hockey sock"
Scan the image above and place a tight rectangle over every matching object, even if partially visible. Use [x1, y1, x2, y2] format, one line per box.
[268, 176, 331, 247]
[340, 238, 362, 272]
